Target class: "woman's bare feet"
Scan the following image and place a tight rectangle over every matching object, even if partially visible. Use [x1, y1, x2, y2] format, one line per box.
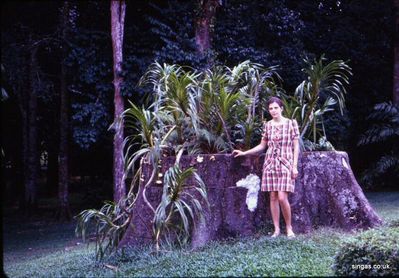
[286, 227, 295, 238]
[271, 229, 280, 238]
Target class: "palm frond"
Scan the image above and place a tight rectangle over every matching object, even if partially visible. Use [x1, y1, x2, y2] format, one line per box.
[358, 102, 399, 146]
[289, 55, 352, 144]
[75, 197, 137, 260]
[358, 124, 398, 145]
[153, 162, 208, 250]
[360, 154, 399, 188]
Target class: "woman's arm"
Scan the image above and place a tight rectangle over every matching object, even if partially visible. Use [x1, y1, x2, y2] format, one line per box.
[292, 138, 299, 178]
[232, 140, 267, 157]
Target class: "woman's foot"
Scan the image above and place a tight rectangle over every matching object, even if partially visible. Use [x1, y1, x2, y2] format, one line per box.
[271, 230, 280, 238]
[286, 230, 295, 238]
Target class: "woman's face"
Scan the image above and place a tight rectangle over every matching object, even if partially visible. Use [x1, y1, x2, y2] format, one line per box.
[268, 102, 283, 118]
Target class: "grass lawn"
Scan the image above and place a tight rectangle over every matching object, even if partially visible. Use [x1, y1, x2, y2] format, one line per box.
[3, 192, 399, 277]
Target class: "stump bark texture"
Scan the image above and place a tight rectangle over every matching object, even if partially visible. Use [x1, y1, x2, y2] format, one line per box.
[120, 151, 382, 248]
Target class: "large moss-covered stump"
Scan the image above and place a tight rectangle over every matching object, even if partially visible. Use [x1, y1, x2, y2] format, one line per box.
[119, 151, 382, 249]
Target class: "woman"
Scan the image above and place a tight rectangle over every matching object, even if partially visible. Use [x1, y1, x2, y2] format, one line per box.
[232, 96, 299, 238]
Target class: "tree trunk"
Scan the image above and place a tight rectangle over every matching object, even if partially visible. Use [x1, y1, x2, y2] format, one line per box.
[46, 140, 58, 196]
[19, 91, 29, 211]
[56, 1, 73, 221]
[110, 0, 126, 203]
[25, 44, 39, 213]
[12, 58, 30, 211]
[195, 0, 220, 56]
[394, 0, 399, 104]
[57, 53, 71, 220]
[120, 152, 382, 248]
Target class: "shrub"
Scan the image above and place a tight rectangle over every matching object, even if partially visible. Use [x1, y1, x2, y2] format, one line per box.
[332, 227, 399, 276]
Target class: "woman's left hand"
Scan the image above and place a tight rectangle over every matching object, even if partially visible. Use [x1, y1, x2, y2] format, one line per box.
[292, 166, 298, 179]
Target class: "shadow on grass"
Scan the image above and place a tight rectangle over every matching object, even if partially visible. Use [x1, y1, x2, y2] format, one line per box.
[2, 192, 102, 265]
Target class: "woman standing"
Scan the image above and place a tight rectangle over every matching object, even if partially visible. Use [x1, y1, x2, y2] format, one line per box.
[232, 96, 299, 238]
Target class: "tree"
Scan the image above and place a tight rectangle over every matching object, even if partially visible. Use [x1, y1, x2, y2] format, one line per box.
[57, 1, 77, 220]
[2, 26, 28, 209]
[394, 0, 399, 105]
[1, 64, 9, 167]
[195, 0, 221, 66]
[25, 36, 39, 212]
[110, 0, 127, 203]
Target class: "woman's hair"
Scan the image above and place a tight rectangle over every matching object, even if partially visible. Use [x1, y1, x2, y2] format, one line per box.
[267, 96, 284, 108]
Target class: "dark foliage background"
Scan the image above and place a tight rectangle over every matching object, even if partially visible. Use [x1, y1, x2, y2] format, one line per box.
[1, 0, 397, 210]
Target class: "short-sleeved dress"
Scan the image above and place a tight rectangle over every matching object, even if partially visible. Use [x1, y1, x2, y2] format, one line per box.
[261, 119, 299, 193]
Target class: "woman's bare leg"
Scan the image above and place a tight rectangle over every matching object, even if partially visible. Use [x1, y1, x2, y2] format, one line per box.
[278, 191, 295, 236]
[269, 191, 280, 236]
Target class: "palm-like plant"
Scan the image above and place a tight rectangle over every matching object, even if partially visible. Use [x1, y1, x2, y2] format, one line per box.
[139, 61, 280, 153]
[154, 150, 208, 251]
[75, 200, 130, 260]
[196, 68, 232, 148]
[229, 61, 281, 123]
[123, 101, 177, 213]
[197, 61, 280, 150]
[358, 102, 399, 145]
[139, 62, 199, 143]
[138, 62, 181, 111]
[290, 55, 352, 146]
[75, 102, 176, 260]
[194, 128, 229, 154]
[358, 102, 399, 188]
[75, 140, 148, 260]
[124, 101, 209, 251]
[193, 70, 232, 152]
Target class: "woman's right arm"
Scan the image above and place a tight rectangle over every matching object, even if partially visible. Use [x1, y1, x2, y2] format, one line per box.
[232, 140, 267, 157]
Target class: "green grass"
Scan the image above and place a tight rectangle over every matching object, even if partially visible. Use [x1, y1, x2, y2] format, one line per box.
[3, 192, 399, 277]
[365, 191, 399, 224]
[115, 229, 343, 277]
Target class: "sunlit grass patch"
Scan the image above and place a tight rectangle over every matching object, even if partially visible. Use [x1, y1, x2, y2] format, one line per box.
[365, 192, 399, 224]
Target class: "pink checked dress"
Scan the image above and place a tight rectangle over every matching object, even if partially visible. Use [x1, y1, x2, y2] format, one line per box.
[261, 119, 299, 193]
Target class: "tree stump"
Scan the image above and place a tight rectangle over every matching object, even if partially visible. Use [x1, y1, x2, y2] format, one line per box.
[119, 151, 382, 249]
